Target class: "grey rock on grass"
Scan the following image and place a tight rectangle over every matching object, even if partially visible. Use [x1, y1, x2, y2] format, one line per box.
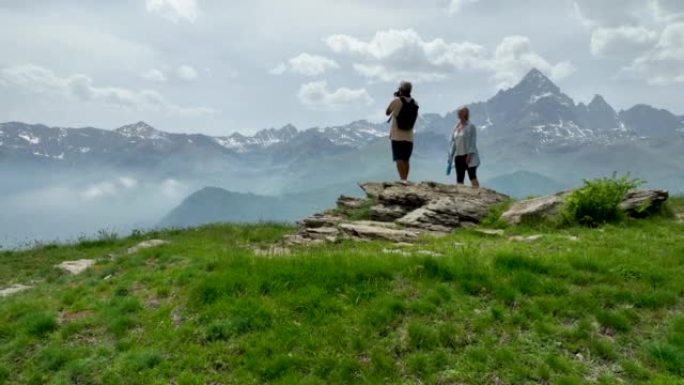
[56, 259, 96, 275]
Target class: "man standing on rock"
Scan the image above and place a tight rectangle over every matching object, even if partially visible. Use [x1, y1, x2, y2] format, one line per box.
[386, 81, 419, 184]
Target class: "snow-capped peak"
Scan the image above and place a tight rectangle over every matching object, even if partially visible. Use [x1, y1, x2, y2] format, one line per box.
[115, 121, 166, 140]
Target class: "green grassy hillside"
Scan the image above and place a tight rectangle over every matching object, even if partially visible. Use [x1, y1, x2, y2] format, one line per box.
[1, 198, 683, 385]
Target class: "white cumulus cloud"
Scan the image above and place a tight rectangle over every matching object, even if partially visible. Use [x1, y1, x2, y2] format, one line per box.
[324, 29, 573, 89]
[298, 81, 373, 110]
[447, 0, 479, 16]
[325, 29, 487, 83]
[573, 0, 646, 27]
[489, 36, 575, 89]
[591, 26, 659, 57]
[270, 53, 340, 76]
[142, 68, 167, 82]
[576, 1, 684, 85]
[145, 0, 198, 23]
[0, 64, 213, 116]
[268, 63, 288, 75]
[176, 65, 199, 81]
[289, 53, 340, 76]
[624, 22, 684, 85]
[651, 0, 684, 22]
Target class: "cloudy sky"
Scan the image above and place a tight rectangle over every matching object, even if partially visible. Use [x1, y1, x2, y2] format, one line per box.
[1, 0, 682, 135]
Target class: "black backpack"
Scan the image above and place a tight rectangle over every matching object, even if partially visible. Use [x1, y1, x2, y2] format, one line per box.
[396, 97, 419, 131]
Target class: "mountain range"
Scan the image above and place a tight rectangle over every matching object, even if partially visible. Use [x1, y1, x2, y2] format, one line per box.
[2, 68, 683, 236]
[2, 69, 682, 171]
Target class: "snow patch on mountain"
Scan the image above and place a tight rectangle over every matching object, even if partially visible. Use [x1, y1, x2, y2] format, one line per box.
[116, 121, 168, 141]
[18, 133, 41, 144]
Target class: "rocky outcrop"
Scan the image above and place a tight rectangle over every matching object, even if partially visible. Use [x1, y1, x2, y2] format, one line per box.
[286, 181, 509, 245]
[502, 189, 669, 225]
[282, 181, 671, 246]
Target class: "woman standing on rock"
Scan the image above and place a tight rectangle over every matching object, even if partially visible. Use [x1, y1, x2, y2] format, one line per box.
[448, 106, 480, 188]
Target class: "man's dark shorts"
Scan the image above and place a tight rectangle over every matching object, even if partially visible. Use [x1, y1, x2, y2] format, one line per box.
[391, 140, 413, 162]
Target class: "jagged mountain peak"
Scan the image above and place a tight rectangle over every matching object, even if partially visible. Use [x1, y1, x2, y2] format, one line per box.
[253, 124, 299, 140]
[587, 94, 616, 115]
[516, 68, 560, 94]
[116, 121, 166, 139]
[589, 94, 609, 107]
[490, 68, 566, 106]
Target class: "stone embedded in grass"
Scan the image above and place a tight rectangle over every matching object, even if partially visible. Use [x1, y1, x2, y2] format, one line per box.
[416, 250, 443, 257]
[127, 239, 170, 255]
[253, 246, 292, 257]
[508, 235, 544, 243]
[394, 242, 414, 248]
[0, 283, 32, 298]
[171, 307, 184, 327]
[55, 259, 96, 275]
[475, 229, 505, 236]
[382, 248, 411, 257]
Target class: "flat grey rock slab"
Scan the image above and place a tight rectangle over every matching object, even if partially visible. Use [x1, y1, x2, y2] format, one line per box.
[0, 284, 33, 298]
[299, 214, 347, 229]
[338, 223, 420, 243]
[56, 259, 96, 275]
[127, 240, 170, 254]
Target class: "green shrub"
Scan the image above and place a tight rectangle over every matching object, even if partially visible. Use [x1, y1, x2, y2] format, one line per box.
[561, 174, 641, 226]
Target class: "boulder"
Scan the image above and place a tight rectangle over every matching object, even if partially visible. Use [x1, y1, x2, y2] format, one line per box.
[501, 192, 569, 225]
[619, 189, 669, 216]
